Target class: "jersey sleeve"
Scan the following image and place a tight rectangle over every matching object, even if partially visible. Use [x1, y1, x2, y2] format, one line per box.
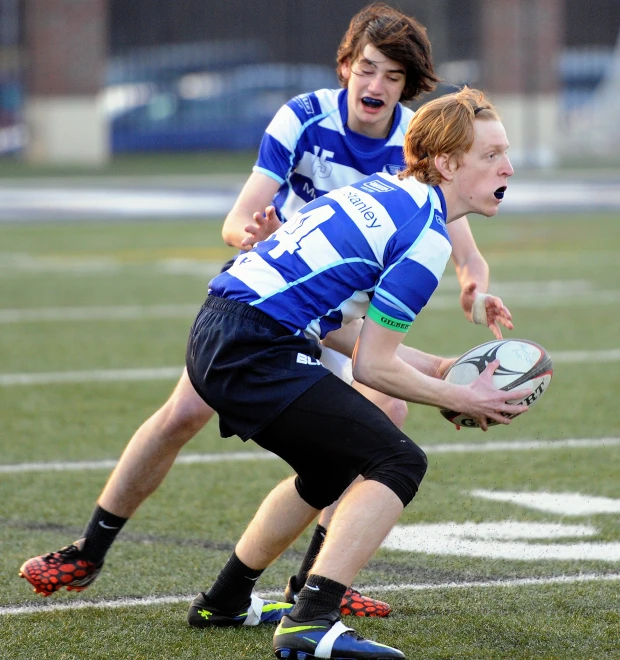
[253, 95, 312, 184]
[367, 226, 452, 332]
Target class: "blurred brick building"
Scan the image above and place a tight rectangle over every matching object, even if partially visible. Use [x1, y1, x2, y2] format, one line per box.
[2, 0, 620, 163]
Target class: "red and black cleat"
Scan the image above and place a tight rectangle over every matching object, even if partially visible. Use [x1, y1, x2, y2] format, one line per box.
[340, 587, 392, 618]
[284, 576, 392, 618]
[19, 538, 103, 596]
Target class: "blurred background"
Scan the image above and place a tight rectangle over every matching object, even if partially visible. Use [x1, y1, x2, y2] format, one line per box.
[0, 0, 619, 168]
[2, 8, 620, 655]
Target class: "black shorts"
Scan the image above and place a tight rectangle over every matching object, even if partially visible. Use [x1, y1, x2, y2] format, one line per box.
[186, 295, 427, 508]
[186, 296, 330, 440]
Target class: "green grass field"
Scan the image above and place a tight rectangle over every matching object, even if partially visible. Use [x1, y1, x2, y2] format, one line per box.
[1, 187, 619, 658]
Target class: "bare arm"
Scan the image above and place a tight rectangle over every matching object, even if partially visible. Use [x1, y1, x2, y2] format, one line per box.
[448, 216, 513, 339]
[352, 317, 529, 430]
[221, 171, 282, 250]
[321, 320, 363, 357]
[448, 215, 489, 292]
[323, 320, 453, 378]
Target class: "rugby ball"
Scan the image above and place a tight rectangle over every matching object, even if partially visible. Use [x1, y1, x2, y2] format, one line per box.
[439, 339, 553, 428]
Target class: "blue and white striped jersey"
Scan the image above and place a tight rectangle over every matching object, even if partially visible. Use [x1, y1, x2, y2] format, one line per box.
[209, 172, 452, 341]
[254, 88, 414, 223]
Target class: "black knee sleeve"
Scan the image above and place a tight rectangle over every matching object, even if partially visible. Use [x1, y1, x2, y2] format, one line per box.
[252, 374, 428, 510]
[294, 468, 359, 510]
[362, 440, 428, 507]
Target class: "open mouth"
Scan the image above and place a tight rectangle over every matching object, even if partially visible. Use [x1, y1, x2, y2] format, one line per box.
[494, 186, 507, 200]
[361, 97, 384, 109]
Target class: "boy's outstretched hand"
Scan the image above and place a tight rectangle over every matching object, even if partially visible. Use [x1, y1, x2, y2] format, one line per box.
[460, 281, 513, 340]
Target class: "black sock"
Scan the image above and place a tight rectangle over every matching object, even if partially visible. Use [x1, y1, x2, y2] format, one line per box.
[293, 524, 327, 590]
[290, 574, 346, 622]
[203, 552, 264, 613]
[81, 505, 128, 564]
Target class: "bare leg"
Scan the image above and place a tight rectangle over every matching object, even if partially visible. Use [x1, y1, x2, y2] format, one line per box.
[21, 372, 220, 595]
[236, 477, 319, 569]
[271, 480, 407, 657]
[186, 477, 319, 627]
[99, 368, 215, 518]
[232, 477, 402, 589]
[312, 480, 403, 586]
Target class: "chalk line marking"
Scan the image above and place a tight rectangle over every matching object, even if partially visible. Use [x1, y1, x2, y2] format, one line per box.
[2, 572, 619, 617]
[0, 451, 276, 474]
[0, 367, 183, 386]
[2, 287, 620, 323]
[0, 304, 199, 323]
[1, 348, 618, 387]
[2, 438, 618, 474]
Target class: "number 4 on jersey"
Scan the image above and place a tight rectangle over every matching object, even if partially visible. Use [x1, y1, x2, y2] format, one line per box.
[268, 205, 335, 259]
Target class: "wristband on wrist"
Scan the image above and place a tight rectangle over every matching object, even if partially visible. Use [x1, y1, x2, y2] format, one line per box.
[471, 292, 491, 325]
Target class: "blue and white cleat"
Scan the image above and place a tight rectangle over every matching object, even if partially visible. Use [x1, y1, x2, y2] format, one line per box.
[273, 614, 406, 659]
[188, 592, 293, 628]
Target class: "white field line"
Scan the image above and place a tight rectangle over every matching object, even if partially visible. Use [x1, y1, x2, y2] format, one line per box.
[2, 289, 620, 324]
[429, 289, 620, 309]
[0, 304, 198, 323]
[2, 572, 619, 617]
[0, 187, 237, 217]
[0, 451, 277, 474]
[1, 437, 619, 474]
[549, 348, 620, 362]
[1, 348, 619, 387]
[0, 367, 183, 385]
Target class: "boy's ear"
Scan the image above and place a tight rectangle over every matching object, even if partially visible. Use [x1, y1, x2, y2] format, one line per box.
[340, 58, 351, 81]
[434, 153, 456, 181]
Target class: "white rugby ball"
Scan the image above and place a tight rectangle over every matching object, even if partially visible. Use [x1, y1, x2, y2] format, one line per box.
[439, 339, 553, 428]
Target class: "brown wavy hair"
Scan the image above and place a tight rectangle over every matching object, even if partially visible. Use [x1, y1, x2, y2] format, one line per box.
[336, 2, 439, 102]
[399, 87, 500, 185]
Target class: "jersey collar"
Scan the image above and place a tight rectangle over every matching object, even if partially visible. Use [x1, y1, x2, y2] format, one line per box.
[339, 89, 403, 154]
